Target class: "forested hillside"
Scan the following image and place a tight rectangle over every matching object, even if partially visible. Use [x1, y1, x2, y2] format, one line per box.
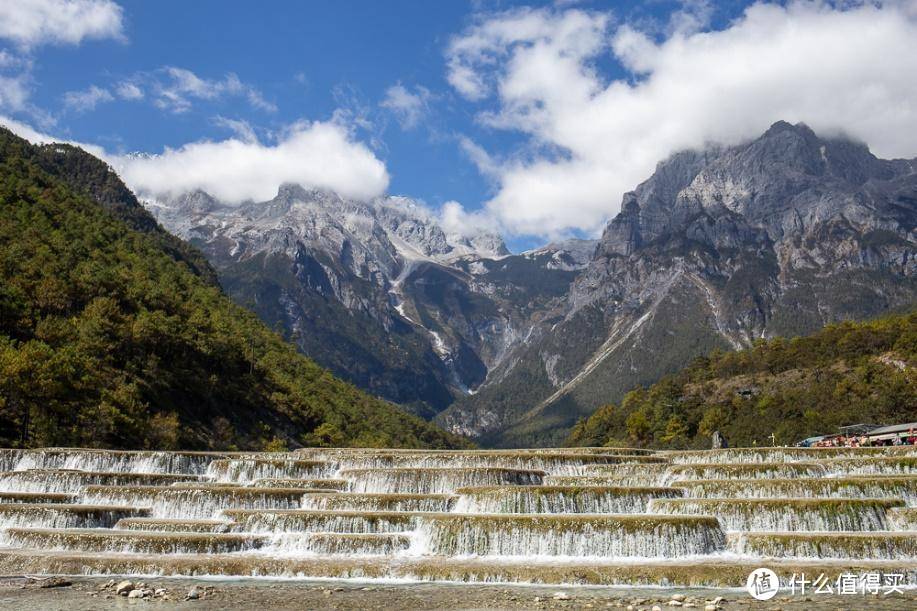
[566, 311, 917, 449]
[0, 128, 469, 450]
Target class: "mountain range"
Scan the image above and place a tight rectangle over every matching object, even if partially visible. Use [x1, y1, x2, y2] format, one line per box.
[144, 121, 917, 447]
[146, 187, 594, 419]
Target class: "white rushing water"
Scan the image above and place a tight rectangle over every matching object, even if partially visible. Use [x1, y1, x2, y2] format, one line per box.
[0, 446, 914, 586]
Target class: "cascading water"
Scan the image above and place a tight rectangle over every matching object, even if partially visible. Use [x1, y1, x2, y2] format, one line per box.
[452, 486, 683, 514]
[413, 514, 725, 558]
[0, 446, 914, 587]
[340, 468, 545, 494]
[207, 459, 334, 483]
[674, 476, 917, 503]
[649, 498, 901, 532]
[0, 470, 200, 493]
[80, 486, 314, 519]
[300, 493, 455, 512]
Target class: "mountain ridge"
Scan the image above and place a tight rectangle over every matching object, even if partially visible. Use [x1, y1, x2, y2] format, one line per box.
[146, 184, 589, 418]
[438, 121, 917, 447]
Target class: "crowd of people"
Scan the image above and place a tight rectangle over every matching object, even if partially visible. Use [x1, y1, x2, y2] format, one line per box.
[809, 432, 917, 448]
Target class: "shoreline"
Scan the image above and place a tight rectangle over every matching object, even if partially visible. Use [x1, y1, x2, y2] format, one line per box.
[1, 576, 915, 610]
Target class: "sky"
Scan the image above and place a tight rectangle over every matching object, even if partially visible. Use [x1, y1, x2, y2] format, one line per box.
[1, 0, 917, 252]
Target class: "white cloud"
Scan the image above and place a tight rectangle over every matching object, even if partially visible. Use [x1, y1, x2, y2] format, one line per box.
[115, 119, 389, 203]
[0, 74, 32, 113]
[62, 84, 113, 112]
[115, 81, 143, 100]
[380, 83, 431, 129]
[0, 0, 124, 48]
[213, 115, 258, 144]
[446, 1, 917, 238]
[439, 200, 499, 238]
[153, 67, 277, 114]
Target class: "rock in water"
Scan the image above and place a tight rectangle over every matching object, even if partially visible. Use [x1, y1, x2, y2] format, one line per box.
[115, 581, 134, 596]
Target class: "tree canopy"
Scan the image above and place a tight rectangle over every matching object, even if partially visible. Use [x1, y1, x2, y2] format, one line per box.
[566, 311, 916, 449]
[0, 128, 470, 450]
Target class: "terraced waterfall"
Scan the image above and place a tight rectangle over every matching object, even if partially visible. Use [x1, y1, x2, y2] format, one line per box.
[1, 447, 916, 587]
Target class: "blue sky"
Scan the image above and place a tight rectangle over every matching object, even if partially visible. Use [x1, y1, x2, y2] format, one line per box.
[2, 1, 917, 251]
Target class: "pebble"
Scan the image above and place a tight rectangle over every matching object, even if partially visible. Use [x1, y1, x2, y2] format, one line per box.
[672, 595, 686, 602]
[115, 581, 135, 596]
[127, 590, 144, 599]
[554, 591, 571, 600]
[187, 586, 200, 600]
[704, 605, 717, 611]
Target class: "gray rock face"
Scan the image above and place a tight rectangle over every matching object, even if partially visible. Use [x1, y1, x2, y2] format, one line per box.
[439, 121, 917, 447]
[144, 186, 576, 417]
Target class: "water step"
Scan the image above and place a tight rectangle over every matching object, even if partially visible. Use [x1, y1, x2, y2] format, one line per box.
[223, 509, 421, 534]
[650, 498, 905, 532]
[8, 449, 228, 474]
[580, 463, 671, 477]
[452, 486, 683, 514]
[666, 447, 917, 465]
[673, 476, 917, 501]
[418, 514, 725, 557]
[299, 447, 656, 458]
[340, 468, 545, 494]
[252, 478, 348, 490]
[1, 550, 915, 587]
[81, 485, 318, 518]
[267, 533, 412, 555]
[544, 475, 665, 487]
[4, 528, 266, 554]
[300, 493, 455, 512]
[662, 462, 829, 483]
[728, 531, 917, 560]
[207, 458, 333, 483]
[0, 470, 200, 493]
[113, 518, 232, 533]
[335, 452, 665, 475]
[0, 492, 76, 504]
[888, 508, 917, 530]
[821, 456, 917, 476]
[0, 503, 149, 529]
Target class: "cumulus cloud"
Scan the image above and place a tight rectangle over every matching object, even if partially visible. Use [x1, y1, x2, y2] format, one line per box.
[380, 83, 431, 129]
[0, 0, 124, 48]
[115, 120, 389, 203]
[446, 1, 917, 238]
[62, 84, 113, 112]
[439, 200, 500, 238]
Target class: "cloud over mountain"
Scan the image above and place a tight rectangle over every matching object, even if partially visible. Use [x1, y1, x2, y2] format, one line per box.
[447, 1, 917, 238]
[116, 119, 389, 203]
